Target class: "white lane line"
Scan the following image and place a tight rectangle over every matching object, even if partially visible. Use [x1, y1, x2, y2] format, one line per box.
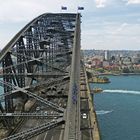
[59, 125, 64, 140]
[36, 135, 39, 140]
[43, 132, 48, 140]
[35, 121, 39, 140]
[51, 136, 54, 140]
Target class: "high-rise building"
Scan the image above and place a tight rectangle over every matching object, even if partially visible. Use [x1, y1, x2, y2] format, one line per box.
[137, 53, 140, 58]
[104, 50, 110, 61]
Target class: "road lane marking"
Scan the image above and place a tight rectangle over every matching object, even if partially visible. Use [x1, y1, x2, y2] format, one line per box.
[43, 132, 48, 140]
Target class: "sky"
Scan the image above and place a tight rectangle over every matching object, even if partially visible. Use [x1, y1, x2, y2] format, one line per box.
[0, 0, 140, 50]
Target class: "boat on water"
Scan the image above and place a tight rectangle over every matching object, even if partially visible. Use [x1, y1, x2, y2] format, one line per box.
[93, 88, 103, 93]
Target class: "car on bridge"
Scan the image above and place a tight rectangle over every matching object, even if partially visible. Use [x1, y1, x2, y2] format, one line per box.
[82, 113, 87, 119]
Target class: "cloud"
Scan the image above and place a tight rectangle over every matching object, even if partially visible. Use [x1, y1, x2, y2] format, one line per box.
[127, 0, 140, 4]
[95, 0, 106, 8]
[0, 0, 140, 50]
[111, 23, 128, 35]
[0, 0, 88, 23]
[82, 21, 140, 50]
[0, 0, 90, 48]
[0, 0, 47, 22]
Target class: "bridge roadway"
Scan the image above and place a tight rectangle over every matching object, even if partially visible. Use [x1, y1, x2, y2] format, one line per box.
[19, 99, 65, 140]
[0, 13, 100, 140]
[0, 62, 100, 140]
[6, 62, 99, 140]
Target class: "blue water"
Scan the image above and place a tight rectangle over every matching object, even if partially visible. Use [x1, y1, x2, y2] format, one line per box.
[91, 76, 140, 140]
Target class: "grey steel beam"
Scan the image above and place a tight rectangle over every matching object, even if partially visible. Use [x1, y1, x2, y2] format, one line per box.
[0, 113, 63, 118]
[0, 76, 68, 101]
[2, 52, 14, 112]
[0, 14, 46, 61]
[0, 72, 67, 77]
[2, 118, 64, 140]
[0, 80, 64, 113]
[0, 57, 68, 74]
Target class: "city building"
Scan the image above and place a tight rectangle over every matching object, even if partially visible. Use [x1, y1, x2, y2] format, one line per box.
[104, 50, 110, 61]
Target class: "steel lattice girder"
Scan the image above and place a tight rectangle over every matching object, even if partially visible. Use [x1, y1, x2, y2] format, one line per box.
[0, 13, 77, 139]
[0, 13, 76, 112]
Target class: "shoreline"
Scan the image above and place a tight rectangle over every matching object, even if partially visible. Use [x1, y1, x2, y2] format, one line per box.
[95, 73, 140, 76]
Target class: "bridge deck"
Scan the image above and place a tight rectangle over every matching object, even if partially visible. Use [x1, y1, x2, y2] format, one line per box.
[0, 13, 100, 140]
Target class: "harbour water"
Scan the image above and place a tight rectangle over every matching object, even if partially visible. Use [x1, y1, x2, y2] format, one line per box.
[90, 75, 140, 140]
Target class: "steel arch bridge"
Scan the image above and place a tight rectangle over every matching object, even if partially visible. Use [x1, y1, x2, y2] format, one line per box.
[0, 13, 98, 140]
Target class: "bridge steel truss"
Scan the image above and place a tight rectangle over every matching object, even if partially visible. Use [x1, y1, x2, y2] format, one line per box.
[0, 13, 82, 140]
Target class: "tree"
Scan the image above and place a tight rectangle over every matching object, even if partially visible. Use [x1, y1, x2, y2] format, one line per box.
[97, 68, 104, 73]
[122, 67, 130, 73]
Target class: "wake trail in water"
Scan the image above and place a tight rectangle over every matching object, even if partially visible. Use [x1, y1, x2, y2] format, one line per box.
[103, 89, 140, 95]
[96, 110, 113, 115]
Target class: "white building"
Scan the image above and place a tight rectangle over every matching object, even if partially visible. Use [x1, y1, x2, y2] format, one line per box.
[104, 50, 110, 61]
